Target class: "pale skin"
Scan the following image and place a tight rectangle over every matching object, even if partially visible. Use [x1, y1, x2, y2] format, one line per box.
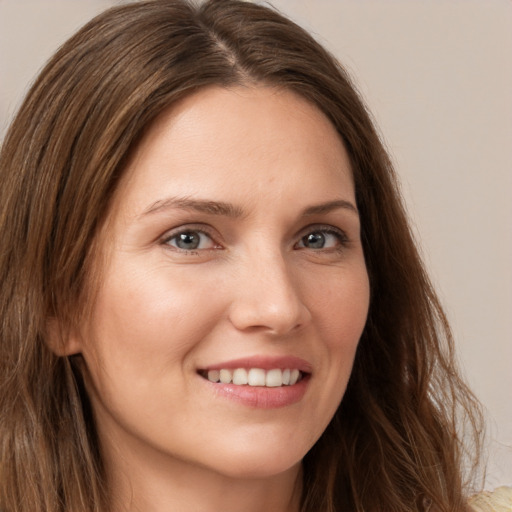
[63, 85, 370, 511]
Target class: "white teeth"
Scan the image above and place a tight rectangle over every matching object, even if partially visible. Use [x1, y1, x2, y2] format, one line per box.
[248, 368, 266, 386]
[207, 370, 220, 383]
[232, 368, 248, 385]
[265, 369, 282, 387]
[205, 368, 303, 387]
[219, 369, 232, 384]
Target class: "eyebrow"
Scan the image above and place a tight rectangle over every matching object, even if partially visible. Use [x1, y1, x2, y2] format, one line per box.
[302, 199, 358, 216]
[141, 196, 245, 218]
[140, 196, 358, 219]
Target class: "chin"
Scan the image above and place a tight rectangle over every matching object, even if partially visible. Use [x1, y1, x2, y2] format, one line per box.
[211, 455, 302, 481]
[194, 436, 307, 480]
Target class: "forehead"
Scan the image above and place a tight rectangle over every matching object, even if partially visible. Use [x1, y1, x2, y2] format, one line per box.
[111, 85, 354, 220]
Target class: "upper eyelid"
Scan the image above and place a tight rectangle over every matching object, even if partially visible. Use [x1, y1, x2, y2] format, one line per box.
[161, 224, 217, 239]
[296, 223, 348, 238]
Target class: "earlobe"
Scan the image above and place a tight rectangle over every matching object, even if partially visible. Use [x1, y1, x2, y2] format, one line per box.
[45, 317, 83, 357]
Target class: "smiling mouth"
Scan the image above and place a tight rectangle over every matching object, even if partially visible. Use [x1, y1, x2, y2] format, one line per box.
[198, 368, 306, 388]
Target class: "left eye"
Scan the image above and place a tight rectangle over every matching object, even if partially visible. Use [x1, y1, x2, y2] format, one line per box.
[296, 229, 345, 250]
[164, 230, 216, 251]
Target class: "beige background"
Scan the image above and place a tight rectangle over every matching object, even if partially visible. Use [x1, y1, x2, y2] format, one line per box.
[1, 0, 510, 488]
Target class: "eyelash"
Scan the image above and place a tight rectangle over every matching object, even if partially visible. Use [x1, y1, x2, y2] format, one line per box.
[161, 226, 219, 252]
[161, 225, 349, 254]
[295, 225, 349, 251]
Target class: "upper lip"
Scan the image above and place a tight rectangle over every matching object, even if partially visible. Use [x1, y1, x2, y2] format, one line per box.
[199, 355, 313, 373]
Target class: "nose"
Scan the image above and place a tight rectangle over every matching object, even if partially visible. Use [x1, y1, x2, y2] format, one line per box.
[227, 250, 312, 336]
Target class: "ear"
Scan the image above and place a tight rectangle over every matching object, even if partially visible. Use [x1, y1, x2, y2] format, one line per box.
[45, 316, 83, 357]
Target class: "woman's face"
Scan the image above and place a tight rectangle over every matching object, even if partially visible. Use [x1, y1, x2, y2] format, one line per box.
[73, 86, 369, 481]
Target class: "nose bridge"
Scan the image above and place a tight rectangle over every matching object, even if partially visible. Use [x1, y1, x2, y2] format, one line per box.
[228, 244, 311, 335]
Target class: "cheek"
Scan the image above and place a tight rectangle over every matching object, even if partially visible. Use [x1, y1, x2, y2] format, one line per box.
[289, 265, 369, 450]
[81, 262, 223, 382]
[308, 264, 370, 349]
[311, 264, 369, 394]
[77, 263, 227, 444]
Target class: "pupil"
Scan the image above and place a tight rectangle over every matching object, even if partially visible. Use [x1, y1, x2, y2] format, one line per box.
[177, 232, 199, 250]
[305, 232, 325, 248]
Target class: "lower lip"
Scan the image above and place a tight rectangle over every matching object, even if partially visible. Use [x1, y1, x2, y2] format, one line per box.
[200, 374, 310, 409]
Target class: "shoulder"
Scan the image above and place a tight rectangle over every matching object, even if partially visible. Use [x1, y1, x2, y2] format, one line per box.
[468, 486, 512, 512]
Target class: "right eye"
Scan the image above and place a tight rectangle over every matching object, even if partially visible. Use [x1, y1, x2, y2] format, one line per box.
[163, 229, 218, 251]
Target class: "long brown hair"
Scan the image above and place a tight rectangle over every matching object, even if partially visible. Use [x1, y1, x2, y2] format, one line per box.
[0, 1, 483, 511]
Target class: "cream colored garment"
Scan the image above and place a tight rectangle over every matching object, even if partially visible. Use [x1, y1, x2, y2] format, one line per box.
[468, 486, 512, 511]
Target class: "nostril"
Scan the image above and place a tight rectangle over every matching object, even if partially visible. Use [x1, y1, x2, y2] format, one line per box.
[227, 298, 311, 336]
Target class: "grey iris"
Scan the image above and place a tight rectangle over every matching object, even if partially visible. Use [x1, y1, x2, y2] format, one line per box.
[303, 232, 325, 249]
[176, 232, 200, 250]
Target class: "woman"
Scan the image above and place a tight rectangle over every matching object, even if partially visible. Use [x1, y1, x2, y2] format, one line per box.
[0, 0, 486, 511]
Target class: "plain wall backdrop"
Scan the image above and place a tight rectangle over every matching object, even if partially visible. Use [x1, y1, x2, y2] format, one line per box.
[1, 0, 511, 489]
